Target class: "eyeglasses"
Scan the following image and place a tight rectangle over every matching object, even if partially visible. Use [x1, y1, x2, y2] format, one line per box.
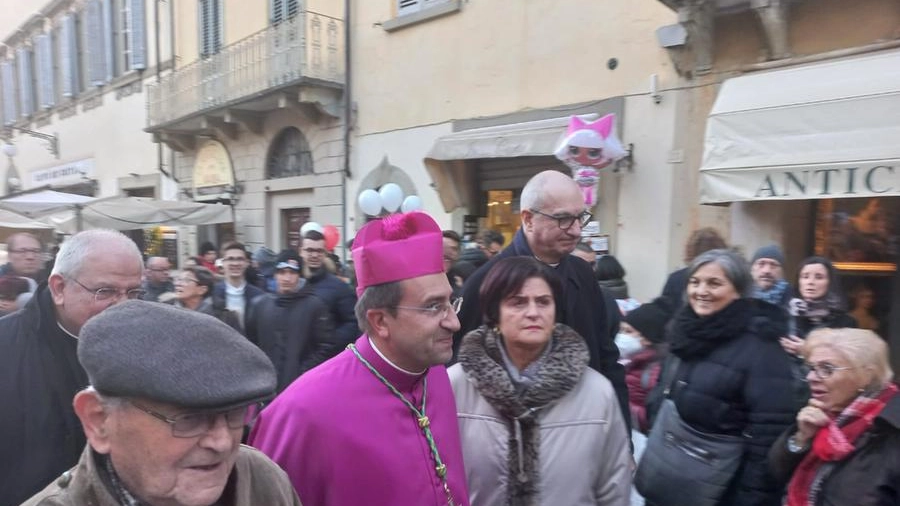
[147, 267, 170, 273]
[174, 276, 199, 285]
[394, 298, 463, 319]
[529, 209, 593, 230]
[129, 400, 264, 438]
[802, 362, 854, 380]
[10, 248, 42, 255]
[302, 248, 326, 255]
[70, 278, 146, 302]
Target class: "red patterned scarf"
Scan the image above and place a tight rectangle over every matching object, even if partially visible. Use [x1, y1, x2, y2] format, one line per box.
[786, 383, 898, 506]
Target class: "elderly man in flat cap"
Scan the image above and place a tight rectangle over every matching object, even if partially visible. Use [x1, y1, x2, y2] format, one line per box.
[0, 229, 145, 506]
[22, 300, 300, 506]
[249, 211, 470, 506]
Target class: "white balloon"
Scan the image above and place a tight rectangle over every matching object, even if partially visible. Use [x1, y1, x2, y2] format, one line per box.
[400, 195, 422, 213]
[358, 189, 383, 216]
[378, 183, 404, 213]
[300, 221, 323, 236]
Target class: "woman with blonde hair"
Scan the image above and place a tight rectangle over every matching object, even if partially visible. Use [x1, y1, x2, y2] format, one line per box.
[769, 328, 898, 506]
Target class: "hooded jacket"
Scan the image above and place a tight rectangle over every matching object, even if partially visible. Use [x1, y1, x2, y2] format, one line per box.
[246, 284, 336, 391]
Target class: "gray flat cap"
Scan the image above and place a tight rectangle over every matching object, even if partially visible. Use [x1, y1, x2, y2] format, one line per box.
[78, 300, 276, 409]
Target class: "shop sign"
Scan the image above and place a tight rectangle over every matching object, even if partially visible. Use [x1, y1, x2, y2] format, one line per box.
[30, 158, 95, 187]
[754, 164, 896, 199]
[192, 140, 235, 202]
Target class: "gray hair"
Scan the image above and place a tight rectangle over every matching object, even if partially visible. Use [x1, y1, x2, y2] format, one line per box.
[520, 172, 553, 211]
[354, 281, 403, 335]
[687, 248, 752, 297]
[804, 328, 894, 388]
[83, 385, 128, 411]
[51, 229, 143, 279]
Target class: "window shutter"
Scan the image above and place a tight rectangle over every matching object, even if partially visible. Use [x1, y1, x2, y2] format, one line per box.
[129, 0, 146, 69]
[200, 0, 222, 57]
[17, 48, 35, 117]
[86, 0, 107, 86]
[102, 0, 115, 80]
[61, 14, 77, 97]
[1, 61, 17, 125]
[271, 0, 284, 24]
[286, 0, 299, 20]
[398, 0, 419, 15]
[37, 35, 55, 109]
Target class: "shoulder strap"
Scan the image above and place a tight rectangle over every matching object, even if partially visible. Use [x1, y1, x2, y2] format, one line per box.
[661, 355, 682, 397]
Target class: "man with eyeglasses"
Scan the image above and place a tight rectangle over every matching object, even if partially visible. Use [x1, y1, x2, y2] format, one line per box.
[249, 211, 470, 506]
[454, 170, 630, 433]
[0, 229, 145, 506]
[0, 232, 47, 292]
[299, 229, 359, 352]
[20, 300, 300, 506]
[211, 242, 265, 330]
[141, 256, 175, 303]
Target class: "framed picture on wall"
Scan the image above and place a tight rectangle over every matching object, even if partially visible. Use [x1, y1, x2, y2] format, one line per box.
[815, 197, 900, 272]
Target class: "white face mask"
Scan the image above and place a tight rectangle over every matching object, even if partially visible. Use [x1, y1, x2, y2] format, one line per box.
[615, 332, 644, 358]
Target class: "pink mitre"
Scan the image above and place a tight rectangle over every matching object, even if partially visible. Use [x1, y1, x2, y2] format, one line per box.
[352, 211, 444, 296]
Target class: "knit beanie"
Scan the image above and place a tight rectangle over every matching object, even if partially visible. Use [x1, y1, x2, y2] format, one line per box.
[751, 245, 785, 266]
[624, 298, 673, 344]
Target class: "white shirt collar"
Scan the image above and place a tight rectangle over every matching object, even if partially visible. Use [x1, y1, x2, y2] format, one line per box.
[368, 337, 427, 376]
[57, 321, 79, 341]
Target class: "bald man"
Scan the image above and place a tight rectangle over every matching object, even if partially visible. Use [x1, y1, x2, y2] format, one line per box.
[454, 170, 629, 430]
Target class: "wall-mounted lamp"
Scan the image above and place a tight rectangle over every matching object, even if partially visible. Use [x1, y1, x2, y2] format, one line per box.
[2, 142, 22, 194]
[650, 74, 662, 105]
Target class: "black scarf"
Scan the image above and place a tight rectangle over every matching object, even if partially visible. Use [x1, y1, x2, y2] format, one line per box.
[458, 323, 588, 506]
[668, 298, 753, 360]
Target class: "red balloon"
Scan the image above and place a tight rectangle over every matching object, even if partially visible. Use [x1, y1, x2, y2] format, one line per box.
[323, 225, 340, 252]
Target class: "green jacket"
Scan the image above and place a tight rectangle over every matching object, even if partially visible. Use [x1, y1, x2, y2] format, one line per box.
[22, 445, 302, 506]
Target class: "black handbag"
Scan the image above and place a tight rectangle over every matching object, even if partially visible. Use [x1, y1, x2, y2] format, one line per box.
[634, 356, 745, 506]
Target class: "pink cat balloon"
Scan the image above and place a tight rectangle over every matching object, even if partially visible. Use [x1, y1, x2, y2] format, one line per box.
[554, 114, 627, 206]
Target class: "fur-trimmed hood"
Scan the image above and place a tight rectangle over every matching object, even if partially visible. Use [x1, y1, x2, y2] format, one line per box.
[458, 323, 588, 506]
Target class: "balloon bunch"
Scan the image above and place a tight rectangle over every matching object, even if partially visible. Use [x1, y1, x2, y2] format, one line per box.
[357, 183, 422, 217]
[300, 221, 341, 252]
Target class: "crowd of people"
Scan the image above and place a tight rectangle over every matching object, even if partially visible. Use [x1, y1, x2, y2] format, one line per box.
[0, 169, 896, 506]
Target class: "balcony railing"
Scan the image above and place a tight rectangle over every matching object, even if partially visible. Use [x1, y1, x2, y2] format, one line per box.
[147, 11, 344, 128]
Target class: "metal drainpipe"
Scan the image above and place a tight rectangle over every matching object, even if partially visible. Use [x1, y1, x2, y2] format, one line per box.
[341, 0, 352, 264]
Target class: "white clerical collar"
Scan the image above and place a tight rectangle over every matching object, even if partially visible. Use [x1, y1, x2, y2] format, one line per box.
[57, 321, 79, 341]
[368, 337, 427, 376]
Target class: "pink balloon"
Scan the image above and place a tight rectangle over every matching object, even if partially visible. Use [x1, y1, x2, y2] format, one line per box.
[323, 225, 340, 252]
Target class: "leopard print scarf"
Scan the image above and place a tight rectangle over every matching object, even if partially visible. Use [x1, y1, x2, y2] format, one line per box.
[458, 323, 589, 506]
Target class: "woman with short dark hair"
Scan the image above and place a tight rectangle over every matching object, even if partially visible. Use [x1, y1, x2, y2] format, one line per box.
[174, 266, 241, 331]
[450, 256, 631, 506]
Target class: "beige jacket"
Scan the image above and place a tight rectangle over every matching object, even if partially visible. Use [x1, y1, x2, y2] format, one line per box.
[449, 363, 631, 506]
[21, 445, 301, 506]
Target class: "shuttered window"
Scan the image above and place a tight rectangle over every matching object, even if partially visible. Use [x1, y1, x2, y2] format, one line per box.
[1, 60, 17, 125]
[36, 35, 55, 109]
[129, 0, 147, 69]
[271, 0, 300, 24]
[86, 0, 108, 86]
[397, 0, 449, 16]
[103, 0, 116, 80]
[199, 0, 223, 58]
[16, 47, 35, 118]
[60, 14, 79, 97]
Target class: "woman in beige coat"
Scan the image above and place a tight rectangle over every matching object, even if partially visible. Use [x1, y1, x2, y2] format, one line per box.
[449, 257, 631, 506]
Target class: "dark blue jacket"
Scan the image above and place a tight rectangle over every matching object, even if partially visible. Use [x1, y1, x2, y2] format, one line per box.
[454, 229, 628, 430]
[306, 269, 360, 348]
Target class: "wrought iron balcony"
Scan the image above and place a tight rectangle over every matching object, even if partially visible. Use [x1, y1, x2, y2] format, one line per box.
[146, 11, 344, 132]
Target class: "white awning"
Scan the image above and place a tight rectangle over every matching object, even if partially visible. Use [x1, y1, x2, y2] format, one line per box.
[699, 50, 900, 204]
[424, 114, 596, 211]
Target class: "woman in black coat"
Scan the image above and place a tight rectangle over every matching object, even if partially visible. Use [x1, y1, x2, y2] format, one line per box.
[769, 328, 898, 506]
[780, 256, 857, 356]
[642, 249, 800, 506]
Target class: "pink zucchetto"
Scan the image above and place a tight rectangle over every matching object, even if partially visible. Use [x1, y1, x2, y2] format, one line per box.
[352, 211, 444, 296]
